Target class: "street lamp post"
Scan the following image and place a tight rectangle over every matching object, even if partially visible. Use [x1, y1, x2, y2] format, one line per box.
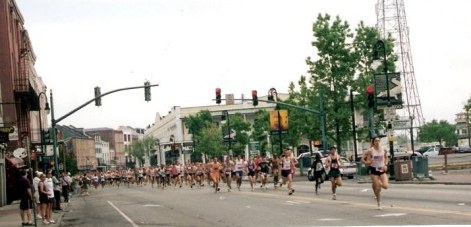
[222, 110, 232, 156]
[49, 90, 59, 177]
[268, 88, 283, 155]
[349, 89, 358, 161]
[373, 39, 395, 178]
[38, 91, 50, 172]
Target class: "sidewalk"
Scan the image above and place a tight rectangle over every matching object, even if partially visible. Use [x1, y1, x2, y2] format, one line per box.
[355, 168, 471, 185]
[0, 200, 69, 227]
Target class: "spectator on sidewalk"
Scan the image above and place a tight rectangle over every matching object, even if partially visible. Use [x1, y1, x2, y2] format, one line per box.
[52, 174, 62, 211]
[32, 171, 43, 219]
[45, 171, 56, 224]
[60, 172, 71, 203]
[19, 169, 33, 226]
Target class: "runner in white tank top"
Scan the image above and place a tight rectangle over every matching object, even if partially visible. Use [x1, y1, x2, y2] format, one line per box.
[361, 136, 389, 210]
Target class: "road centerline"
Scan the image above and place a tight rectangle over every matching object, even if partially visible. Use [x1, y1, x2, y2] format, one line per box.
[108, 200, 139, 227]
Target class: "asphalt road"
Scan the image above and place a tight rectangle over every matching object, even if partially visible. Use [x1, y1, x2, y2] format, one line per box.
[59, 180, 471, 227]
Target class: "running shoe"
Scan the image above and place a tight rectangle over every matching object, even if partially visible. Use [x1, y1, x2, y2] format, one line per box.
[288, 189, 294, 195]
[332, 194, 336, 200]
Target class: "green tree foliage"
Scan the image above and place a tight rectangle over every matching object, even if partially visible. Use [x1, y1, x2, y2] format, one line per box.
[185, 110, 213, 136]
[287, 14, 397, 152]
[418, 120, 457, 146]
[185, 110, 213, 155]
[130, 136, 155, 167]
[250, 109, 270, 155]
[195, 124, 225, 159]
[305, 14, 357, 151]
[63, 149, 78, 175]
[223, 113, 251, 156]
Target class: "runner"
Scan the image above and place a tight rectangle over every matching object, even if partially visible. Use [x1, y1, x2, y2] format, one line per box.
[223, 157, 234, 192]
[325, 146, 343, 200]
[311, 153, 325, 195]
[234, 155, 245, 191]
[280, 149, 296, 195]
[253, 155, 262, 185]
[246, 157, 256, 191]
[210, 158, 222, 193]
[258, 156, 270, 190]
[361, 136, 389, 210]
[195, 163, 205, 188]
[271, 155, 280, 189]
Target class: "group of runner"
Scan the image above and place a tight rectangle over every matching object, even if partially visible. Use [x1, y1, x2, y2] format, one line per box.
[82, 148, 298, 195]
[83, 139, 388, 210]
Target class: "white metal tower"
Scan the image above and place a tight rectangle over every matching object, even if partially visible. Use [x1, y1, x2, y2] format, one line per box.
[375, 0, 425, 128]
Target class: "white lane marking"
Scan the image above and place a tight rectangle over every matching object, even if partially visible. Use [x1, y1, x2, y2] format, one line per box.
[293, 200, 310, 204]
[457, 203, 466, 206]
[285, 201, 301, 205]
[374, 213, 407, 217]
[108, 201, 139, 227]
[318, 218, 342, 221]
[143, 204, 161, 207]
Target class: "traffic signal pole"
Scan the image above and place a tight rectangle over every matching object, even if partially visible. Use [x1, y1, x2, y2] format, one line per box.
[214, 91, 327, 155]
[50, 83, 158, 176]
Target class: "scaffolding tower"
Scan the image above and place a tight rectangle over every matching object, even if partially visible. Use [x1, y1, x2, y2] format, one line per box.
[375, 0, 425, 130]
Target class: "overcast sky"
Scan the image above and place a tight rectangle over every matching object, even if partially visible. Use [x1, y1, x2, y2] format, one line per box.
[15, 0, 471, 129]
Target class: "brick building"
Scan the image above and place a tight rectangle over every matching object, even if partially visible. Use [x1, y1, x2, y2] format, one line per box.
[85, 128, 125, 168]
[0, 0, 49, 206]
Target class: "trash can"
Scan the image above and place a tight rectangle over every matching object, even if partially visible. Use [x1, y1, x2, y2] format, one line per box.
[393, 154, 412, 181]
[411, 155, 429, 177]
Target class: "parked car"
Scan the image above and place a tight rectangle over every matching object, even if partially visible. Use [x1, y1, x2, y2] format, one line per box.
[339, 157, 357, 179]
[416, 146, 431, 154]
[423, 147, 439, 157]
[457, 145, 471, 153]
[296, 151, 326, 168]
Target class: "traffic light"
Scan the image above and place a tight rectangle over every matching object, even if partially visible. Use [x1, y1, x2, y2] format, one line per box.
[366, 86, 375, 108]
[94, 86, 102, 106]
[252, 90, 258, 106]
[42, 129, 52, 144]
[215, 88, 221, 104]
[144, 81, 151, 101]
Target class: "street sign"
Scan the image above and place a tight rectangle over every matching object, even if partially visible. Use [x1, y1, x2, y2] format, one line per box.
[0, 126, 14, 133]
[269, 110, 288, 132]
[383, 107, 396, 120]
[393, 119, 411, 129]
[374, 73, 403, 107]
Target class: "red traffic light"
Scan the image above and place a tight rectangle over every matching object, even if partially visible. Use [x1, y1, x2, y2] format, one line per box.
[251, 90, 257, 97]
[366, 86, 375, 94]
[216, 88, 221, 95]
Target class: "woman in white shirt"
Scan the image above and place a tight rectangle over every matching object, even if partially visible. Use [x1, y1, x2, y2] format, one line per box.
[361, 137, 389, 210]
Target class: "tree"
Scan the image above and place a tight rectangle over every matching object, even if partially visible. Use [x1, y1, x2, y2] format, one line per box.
[194, 124, 225, 159]
[250, 109, 270, 155]
[288, 15, 397, 153]
[185, 110, 213, 155]
[223, 113, 251, 156]
[129, 140, 145, 167]
[418, 120, 457, 146]
[129, 136, 155, 167]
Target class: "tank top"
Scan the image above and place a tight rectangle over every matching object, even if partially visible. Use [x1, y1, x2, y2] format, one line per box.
[282, 158, 291, 170]
[235, 159, 244, 171]
[330, 155, 340, 170]
[247, 163, 255, 172]
[371, 148, 385, 168]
